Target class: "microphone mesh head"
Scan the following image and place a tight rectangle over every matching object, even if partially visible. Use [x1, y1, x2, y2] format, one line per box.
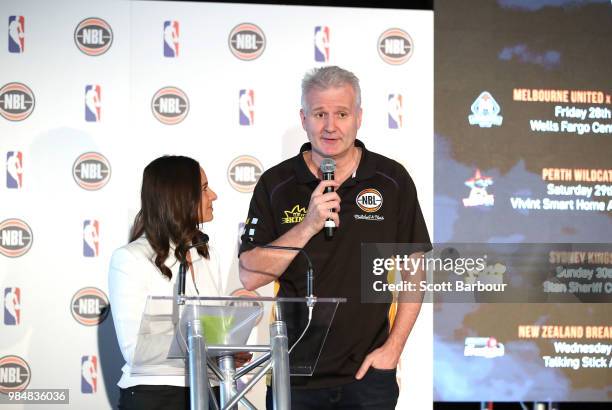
[320, 158, 336, 173]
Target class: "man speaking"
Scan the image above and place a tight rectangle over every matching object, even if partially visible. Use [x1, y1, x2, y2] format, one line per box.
[238, 66, 431, 409]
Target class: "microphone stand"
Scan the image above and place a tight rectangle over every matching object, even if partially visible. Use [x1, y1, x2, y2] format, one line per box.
[253, 244, 315, 308]
[250, 244, 317, 365]
[177, 236, 209, 306]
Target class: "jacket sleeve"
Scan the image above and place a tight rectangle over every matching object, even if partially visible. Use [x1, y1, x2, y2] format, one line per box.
[238, 177, 277, 256]
[108, 247, 151, 366]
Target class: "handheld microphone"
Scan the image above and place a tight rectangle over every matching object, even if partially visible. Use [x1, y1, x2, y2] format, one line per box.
[320, 158, 336, 240]
[178, 234, 209, 301]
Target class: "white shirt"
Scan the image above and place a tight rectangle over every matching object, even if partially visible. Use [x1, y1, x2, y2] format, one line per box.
[108, 236, 223, 388]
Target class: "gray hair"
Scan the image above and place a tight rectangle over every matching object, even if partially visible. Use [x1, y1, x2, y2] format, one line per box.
[301, 66, 361, 113]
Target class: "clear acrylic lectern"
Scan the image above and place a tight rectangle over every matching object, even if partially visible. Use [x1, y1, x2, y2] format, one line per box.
[130, 296, 345, 410]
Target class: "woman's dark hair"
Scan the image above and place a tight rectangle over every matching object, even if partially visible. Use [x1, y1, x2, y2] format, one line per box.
[129, 155, 209, 279]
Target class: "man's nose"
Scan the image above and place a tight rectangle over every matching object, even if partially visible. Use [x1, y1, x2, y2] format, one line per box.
[324, 115, 336, 132]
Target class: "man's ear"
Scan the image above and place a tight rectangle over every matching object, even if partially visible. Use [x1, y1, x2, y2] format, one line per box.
[300, 108, 307, 130]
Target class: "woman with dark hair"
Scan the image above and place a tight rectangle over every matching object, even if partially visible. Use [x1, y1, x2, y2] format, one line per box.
[108, 155, 223, 409]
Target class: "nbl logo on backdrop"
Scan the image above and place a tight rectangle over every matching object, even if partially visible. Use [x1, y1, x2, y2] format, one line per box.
[163, 20, 179, 57]
[239, 89, 255, 126]
[6, 151, 23, 189]
[71, 287, 109, 326]
[8, 16, 25, 53]
[229, 288, 264, 325]
[228, 23, 265, 61]
[81, 355, 98, 393]
[388, 94, 403, 129]
[72, 152, 111, 190]
[0, 82, 35, 121]
[0, 219, 33, 258]
[4, 287, 21, 326]
[74, 18, 113, 56]
[0, 356, 31, 394]
[85, 85, 101, 122]
[314, 26, 330, 63]
[151, 86, 189, 124]
[83, 220, 100, 257]
[378, 28, 413, 65]
[227, 156, 263, 193]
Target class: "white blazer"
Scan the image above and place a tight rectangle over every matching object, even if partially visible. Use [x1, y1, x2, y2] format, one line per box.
[108, 236, 223, 388]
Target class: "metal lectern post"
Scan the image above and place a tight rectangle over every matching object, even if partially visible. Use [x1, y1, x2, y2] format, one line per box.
[270, 320, 291, 410]
[188, 319, 209, 410]
[218, 355, 237, 410]
[134, 296, 344, 410]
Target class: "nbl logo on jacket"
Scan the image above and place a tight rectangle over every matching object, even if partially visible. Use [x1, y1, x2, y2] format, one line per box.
[6, 151, 23, 189]
[85, 85, 101, 122]
[81, 355, 98, 393]
[163, 20, 179, 57]
[388, 94, 403, 129]
[4, 287, 21, 325]
[314, 26, 330, 63]
[8, 16, 25, 53]
[83, 220, 99, 257]
[239, 89, 255, 126]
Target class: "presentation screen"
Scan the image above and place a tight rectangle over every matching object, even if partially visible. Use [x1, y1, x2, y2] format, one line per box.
[434, 0, 612, 403]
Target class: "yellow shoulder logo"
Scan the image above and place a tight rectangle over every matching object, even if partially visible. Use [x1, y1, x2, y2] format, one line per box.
[282, 204, 307, 224]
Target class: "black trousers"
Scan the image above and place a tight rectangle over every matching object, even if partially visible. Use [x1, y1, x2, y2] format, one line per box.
[118, 385, 220, 410]
[266, 368, 400, 410]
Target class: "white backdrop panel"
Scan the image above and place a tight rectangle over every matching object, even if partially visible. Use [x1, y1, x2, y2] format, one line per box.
[0, 0, 432, 408]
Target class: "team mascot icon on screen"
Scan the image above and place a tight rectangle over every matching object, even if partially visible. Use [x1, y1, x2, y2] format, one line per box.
[468, 91, 503, 128]
[462, 169, 494, 207]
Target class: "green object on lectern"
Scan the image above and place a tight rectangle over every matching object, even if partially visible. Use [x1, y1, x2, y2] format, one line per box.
[200, 315, 234, 344]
